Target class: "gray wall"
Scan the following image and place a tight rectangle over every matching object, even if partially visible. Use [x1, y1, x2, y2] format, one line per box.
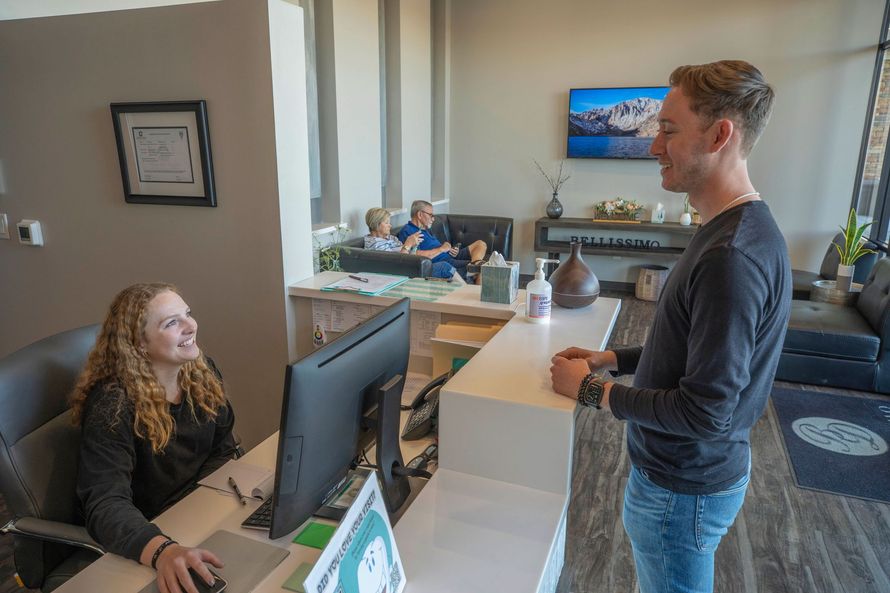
[0, 0, 312, 449]
[447, 0, 884, 278]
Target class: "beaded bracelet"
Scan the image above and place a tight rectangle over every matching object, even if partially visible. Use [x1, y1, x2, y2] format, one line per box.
[151, 538, 177, 569]
[577, 373, 594, 400]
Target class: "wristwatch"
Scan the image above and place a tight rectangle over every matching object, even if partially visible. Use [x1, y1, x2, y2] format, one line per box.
[577, 373, 605, 409]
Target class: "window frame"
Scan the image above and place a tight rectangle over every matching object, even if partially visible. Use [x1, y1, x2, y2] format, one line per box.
[852, 0, 890, 252]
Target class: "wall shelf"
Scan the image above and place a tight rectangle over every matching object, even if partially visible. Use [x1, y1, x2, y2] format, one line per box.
[534, 217, 698, 259]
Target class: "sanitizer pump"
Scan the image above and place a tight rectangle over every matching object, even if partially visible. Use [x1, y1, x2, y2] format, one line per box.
[526, 258, 559, 323]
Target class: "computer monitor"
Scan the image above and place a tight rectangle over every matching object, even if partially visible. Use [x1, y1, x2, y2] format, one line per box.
[267, 298, 412, 539]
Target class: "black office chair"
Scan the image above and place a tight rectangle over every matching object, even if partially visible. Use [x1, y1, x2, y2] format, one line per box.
[0, 325, 104, 592]
[791, 232, 879, 299]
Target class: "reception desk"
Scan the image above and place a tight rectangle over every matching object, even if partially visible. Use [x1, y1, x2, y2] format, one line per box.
[58, 273, 620, 593]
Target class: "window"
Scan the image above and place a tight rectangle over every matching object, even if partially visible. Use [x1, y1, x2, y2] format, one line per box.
[853, 1, 890, 249]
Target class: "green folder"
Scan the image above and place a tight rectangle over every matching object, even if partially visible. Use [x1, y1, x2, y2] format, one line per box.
[292, 521, 336, 549]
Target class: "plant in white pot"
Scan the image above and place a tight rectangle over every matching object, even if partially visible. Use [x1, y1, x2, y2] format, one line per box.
[833, 209, 876, 292]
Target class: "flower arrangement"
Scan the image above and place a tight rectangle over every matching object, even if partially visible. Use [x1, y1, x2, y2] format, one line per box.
[534, 159, 571, 194]
[594, 197, 642, 221]
[313, 223, 351, 272]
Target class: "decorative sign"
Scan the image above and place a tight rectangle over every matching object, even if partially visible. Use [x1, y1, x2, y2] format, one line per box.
[570, 235, 662, 249]
[547, 227, 689, 250]
[303, 477, 406, 593]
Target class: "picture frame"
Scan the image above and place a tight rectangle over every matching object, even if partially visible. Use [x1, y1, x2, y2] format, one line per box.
[110, 100, 216, 207]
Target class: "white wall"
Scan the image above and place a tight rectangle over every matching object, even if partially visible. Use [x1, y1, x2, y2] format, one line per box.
[0, 0, 218, 20]
[331, 0, 384, 232]
[397, 0, 432, 205]
[268, 0, 315, 360]
[431, 0, 451, 201]
[0, 0, 314, 449]
[447, 0, 883, 278]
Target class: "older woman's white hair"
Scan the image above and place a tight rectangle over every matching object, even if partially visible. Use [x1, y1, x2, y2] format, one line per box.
[365, 207, 390, 233]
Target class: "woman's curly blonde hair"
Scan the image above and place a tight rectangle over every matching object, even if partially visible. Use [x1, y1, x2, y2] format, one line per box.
[70, 283, 226, 453]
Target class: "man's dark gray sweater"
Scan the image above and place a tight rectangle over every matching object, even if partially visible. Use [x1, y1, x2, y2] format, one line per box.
[609, 201, 791, 494]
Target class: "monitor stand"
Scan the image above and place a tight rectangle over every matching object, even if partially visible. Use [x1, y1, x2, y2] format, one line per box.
[375, 373, 411, 514]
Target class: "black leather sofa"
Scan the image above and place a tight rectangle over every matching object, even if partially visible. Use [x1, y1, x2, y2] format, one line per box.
[332, 213, 513, 277]
[777, 256, 890, 393]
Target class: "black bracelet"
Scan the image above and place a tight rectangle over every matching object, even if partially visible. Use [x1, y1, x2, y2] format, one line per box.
[578, 373, 594, 400]
[151, 538, 177, 569]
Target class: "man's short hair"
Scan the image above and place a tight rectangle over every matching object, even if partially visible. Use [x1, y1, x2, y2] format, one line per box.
[365, 207, 390, 233]
[410, 200, 432, 218]
[669, 60, 775, 157]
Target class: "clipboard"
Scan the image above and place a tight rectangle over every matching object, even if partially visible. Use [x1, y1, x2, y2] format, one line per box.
[321, 273, 409, 296]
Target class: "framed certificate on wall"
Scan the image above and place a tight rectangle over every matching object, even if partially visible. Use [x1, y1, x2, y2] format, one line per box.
[110, 100, 217, 207]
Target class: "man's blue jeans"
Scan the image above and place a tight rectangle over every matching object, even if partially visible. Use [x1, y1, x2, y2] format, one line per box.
[622, 464, 749, 593]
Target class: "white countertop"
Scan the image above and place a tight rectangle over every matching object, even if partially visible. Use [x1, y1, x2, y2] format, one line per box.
[393, 469, 568, 593]
[288, 271, 526, 320]
[444, 297, 620, 409]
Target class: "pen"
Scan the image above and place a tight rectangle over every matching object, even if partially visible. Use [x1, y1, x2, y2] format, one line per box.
[228, 476, 247, 505]
[348, 274, 369, 283]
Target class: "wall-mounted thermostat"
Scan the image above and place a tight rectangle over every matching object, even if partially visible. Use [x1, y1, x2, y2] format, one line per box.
[17, 220, 44, 246]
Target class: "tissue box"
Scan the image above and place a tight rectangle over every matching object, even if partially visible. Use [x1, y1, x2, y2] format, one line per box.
[480, 261, 519, 304]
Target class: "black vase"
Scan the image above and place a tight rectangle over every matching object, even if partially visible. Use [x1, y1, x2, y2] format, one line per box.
[546, 193, 563, 219]
[549, 241, 600, 308]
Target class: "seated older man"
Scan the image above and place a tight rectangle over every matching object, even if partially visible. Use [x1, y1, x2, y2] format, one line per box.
[397, 200, 487, 281]
[364, 207, 462, 282]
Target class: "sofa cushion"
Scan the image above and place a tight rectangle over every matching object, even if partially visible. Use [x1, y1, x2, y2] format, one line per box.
[857, 257, 890, 336]
[783, 301, 880, 362]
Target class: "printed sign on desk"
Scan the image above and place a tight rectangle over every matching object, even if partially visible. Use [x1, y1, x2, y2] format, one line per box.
[302, 477, 405, 593]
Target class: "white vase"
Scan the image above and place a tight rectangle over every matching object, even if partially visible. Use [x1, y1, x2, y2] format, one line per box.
[680, 212, 692, 226]
[836, 264, 854, 293]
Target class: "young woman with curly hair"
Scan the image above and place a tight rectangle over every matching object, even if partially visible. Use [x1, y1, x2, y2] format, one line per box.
[72, 283, 237, 593]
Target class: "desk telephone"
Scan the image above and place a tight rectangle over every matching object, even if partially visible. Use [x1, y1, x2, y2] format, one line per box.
[401, 371, 451, 440]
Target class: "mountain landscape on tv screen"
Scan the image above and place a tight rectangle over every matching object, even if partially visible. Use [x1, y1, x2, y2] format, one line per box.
[569, 97, 662, 137]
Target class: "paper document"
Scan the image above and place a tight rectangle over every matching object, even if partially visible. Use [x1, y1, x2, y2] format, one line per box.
[198, 460, 274, 500]
[321, 273, 408, 296]
[411, 310, 440, 357]
[331, 302, 371, 332]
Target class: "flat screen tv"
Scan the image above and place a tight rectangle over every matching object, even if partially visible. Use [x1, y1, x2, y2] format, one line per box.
[567, 86, 669, 159]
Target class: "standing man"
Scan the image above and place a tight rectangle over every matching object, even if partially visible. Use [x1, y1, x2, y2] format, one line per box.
[398, 200, 487, 281]
[550, 60, 790, 593]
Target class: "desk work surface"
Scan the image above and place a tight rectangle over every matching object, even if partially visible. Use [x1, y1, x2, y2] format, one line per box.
[289, 271, 525, 320]
[443, 296, 621, 409]
[393, 469, 568, 593]
[61, 276, 622, 593]
[56, 381, 437, 593]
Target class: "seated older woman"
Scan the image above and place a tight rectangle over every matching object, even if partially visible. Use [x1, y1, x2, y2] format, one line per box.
[364, 207, 461, 281]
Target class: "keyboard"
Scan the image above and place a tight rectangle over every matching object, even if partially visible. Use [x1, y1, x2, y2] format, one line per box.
[241, 497, 273, 530]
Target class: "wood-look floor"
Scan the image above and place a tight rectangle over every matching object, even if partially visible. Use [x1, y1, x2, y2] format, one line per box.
[2, 291, 888, 593]
[556, 292, 890, 593]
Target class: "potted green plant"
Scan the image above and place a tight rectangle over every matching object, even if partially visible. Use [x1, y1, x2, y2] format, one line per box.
[313, 223, 351, 272]
[833, 208, 876, 292]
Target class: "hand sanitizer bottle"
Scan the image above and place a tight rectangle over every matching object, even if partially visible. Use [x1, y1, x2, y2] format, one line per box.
[526, 258, 559, 323]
